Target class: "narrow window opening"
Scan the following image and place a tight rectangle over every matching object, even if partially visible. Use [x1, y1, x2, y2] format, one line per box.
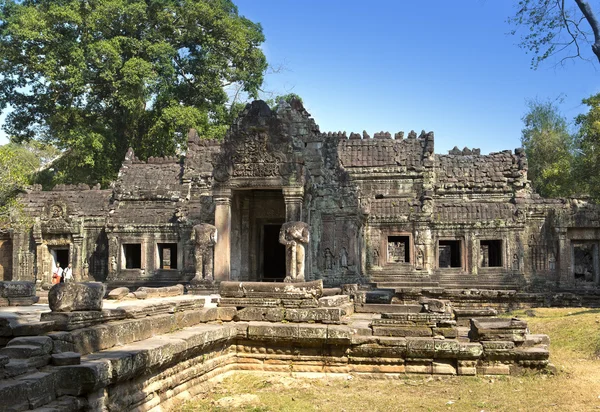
[123, 244, 142, 269]
[157, 243, 178, 269]
[387, 236, 410, 263]
[438, 240, 461, 268]
[480, 240, 502, 267]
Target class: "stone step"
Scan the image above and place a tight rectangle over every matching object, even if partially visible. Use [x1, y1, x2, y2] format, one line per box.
[376, 282, 440, 288]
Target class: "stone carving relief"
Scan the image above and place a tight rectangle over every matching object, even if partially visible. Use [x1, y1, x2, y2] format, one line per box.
[191, 223, 218, 282]
[279, 221, 309, 282]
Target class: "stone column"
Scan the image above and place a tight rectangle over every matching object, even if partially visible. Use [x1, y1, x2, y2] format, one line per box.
[283, 186, 304, 222]
[214, 188, 232, 282]
[557, 228, 571, 286]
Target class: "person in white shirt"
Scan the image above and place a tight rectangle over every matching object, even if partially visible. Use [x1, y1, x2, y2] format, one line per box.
[63, 263, 74, 283]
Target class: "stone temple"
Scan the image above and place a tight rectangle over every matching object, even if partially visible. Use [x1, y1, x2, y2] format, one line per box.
[2, 99, 600, 298]
[0, 99, 591, 410]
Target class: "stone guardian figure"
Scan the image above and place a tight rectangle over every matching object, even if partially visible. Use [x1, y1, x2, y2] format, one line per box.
[191, 223, 218, 282]
[279, 221, 310, 282]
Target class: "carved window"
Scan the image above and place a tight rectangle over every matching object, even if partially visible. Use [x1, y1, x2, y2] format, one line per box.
[157, 243, 177, 270]
[438, 240, 461, 268]
[573, 243, 597, 282]
[480, 240, 502, 267]
[123, 244, 142, 269]
[387, 236, 410, 263]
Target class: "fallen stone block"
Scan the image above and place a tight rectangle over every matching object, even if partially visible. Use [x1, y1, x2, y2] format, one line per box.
[135, 284, 184, 298]
[17, 371, 57, 408]
[216, 307, 237, 321]
[372, 326, 432, 338]
[107, 287, 130, 300]
[49, 282, 106, 312]
[318, 295, 350, 307]
[0, 281, 36, 298]
[219, 280, 323, 299]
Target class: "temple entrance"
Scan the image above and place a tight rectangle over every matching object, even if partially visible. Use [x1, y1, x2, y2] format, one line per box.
[50, 247, 69, 270]
[262, 224, 286, 281]
[0, 239, 12, 281]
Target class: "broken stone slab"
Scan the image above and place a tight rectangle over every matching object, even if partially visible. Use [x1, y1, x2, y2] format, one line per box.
[284, 307, 345, 324]
[219, 280, 323, 299]
[355, 304, 422, 314]
[419, 298, 448, 313]
[469, 317, 528, 342]
[7, 296, 39, 306]
[41, 309, 127, 331]
[0, 281, 36, 298]
[318, 295, 350, 307]
[135, 284, 184, 298]
[107, 287, 130, 300]
[234, 307, 285, 322]
[12, 321, 56, 337]
[51, 352, 81, 366]
[49, 282, 106, 312]
[323, 288, 342, 296]
[132, 290, 147, 299]
[218, 298, 281, 308]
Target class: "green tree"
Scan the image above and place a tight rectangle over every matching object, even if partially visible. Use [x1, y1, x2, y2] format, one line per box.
[575, 93, 600, 200]
[0, 0, 267, 186]
[0, 141, 58, 227]
[509, 0, 600, 68]
[521, 99, 581, 197]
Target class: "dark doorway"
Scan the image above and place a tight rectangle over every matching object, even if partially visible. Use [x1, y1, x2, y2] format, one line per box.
[438, 240, 462, 268]
[123, 244, 142, 269]
[480, 240, 502, 267]
[52, 248, 69, 268]
[263, 224, 286, 281]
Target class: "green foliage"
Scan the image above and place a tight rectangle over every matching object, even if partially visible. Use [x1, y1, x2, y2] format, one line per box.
[575, 93, 600, 201]
[0, 0, 267, 186]
[521, 99, 581, 198]
[266, 93, 303, 110]
[0, 141, 58, 228]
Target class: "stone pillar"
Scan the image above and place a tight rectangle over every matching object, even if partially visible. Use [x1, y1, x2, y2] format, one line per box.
[214, 188, 232, 282]
[283, 186, 304, 222]
[557, 228, 571, 285]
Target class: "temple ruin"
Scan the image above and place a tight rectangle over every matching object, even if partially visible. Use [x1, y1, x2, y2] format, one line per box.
[3, 99, 599, 298]
[0, 99, 588, 410]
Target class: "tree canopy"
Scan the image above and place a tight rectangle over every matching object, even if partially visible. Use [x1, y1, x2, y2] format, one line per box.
[575, 94, 600, 200]
[0, 0, 267, 186]
[520, 99, 581, 197]
[509, 0, 600, 68]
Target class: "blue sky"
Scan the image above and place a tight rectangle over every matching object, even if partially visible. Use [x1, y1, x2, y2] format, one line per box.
[1, 1, 598, 155]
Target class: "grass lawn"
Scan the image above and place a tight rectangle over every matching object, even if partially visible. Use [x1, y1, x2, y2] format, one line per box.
[177, 308, 600, 411]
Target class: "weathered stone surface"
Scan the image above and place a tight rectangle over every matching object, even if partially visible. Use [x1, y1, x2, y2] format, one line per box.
[107, 287, 130, 300]
[0, 281, 36, 298]
[318, 295, 350, 307]
[51, 352, 81, 366]
[135, 284, 184, 298]
[48, 282, 106, 312]
[41, 309, 127, 331]
[219, 280, 323, 299]
[355, 304, 422, 314]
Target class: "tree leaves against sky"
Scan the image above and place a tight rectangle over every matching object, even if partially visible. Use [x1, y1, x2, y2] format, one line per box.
[0, 0, 267, 186]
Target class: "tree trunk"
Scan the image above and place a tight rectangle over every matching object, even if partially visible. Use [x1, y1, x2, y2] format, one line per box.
[574, 0, 600, 64]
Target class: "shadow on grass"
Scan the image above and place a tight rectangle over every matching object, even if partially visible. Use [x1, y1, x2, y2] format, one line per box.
[564, 308, 600, 316]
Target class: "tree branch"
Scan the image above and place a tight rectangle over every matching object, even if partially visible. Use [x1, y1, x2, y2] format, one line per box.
[574, 0, 600, 63]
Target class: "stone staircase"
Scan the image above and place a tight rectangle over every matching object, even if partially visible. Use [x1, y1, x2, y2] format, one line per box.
[436, 272, 524, 290]
[371, 272, 440, 289]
